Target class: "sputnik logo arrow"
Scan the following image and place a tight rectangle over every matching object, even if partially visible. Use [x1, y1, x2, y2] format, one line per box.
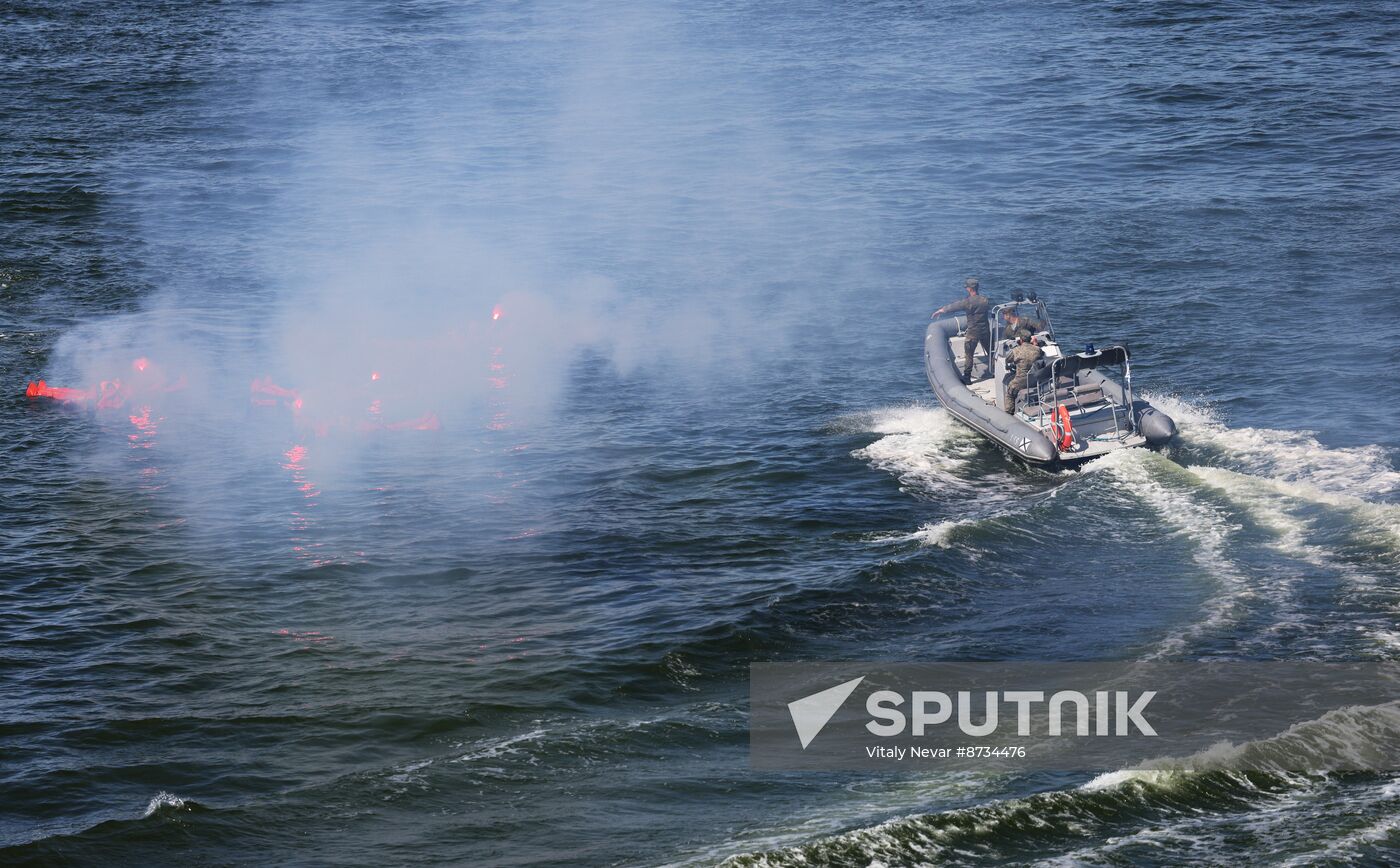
[787, 676, 865, 749]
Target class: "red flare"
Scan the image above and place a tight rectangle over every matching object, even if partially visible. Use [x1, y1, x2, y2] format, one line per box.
[491, 304, 503, 321]
[25, 380, 92, 404]
[250, 377, 301, 411]
[370, 371, 381, 381]
[133, 357, 149, 373]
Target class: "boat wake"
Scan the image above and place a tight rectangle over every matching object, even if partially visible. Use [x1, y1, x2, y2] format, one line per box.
[847, 405, 989, 494]
[1146, 392, 1400, 501]
[848, 405, 1054, 549]
[1083, 449, 1259, 658]
[852, 393, 1398, 654]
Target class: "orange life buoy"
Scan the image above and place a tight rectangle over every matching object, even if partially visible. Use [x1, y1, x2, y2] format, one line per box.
[1051, 405, 1074, 451]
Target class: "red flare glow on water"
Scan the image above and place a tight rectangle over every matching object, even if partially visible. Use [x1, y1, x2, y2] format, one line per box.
[133, 357, 149, 373]
[127, 405, 159, 449]
[491, 304, 503, 321]
[370, 371, 381, 381]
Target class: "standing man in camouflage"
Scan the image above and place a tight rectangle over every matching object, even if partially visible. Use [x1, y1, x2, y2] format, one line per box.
[1004, 335, 1044, 412]
[933, 277, 991, 382]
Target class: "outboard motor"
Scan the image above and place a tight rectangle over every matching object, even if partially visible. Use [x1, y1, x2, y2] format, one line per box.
[1138, 408, 1178, 446]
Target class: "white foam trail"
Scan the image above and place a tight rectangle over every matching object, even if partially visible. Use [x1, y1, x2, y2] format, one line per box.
[1084, 450, 1256, 658]
[851, 405, 1042, 550]
[1189, 464, 1400, 575]
[1190, 463, 1400, 553]
[1189, 466, 1318, 559]
[1145, 392, 1400, 500]
[848, 405, 983, 492]
[1190, 464, 1400, 655]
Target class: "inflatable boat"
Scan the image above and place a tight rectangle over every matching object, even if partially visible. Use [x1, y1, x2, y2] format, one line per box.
[924, 295, 1176, 467]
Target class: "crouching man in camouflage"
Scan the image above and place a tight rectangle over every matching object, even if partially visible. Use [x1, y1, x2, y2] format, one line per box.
[1002, 309, 1046, 342]
[1005, 335, 1044, 412]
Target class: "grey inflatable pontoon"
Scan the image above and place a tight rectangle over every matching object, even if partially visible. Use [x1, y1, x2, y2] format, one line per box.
[924, 298, 1176, 468]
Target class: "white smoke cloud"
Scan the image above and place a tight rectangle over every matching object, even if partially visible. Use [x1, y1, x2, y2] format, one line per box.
[48, 0, 885, 513]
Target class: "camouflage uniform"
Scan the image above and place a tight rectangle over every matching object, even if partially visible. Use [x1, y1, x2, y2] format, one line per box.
[944, 294, 991, 379]
[1004, 341, 1044, 412]
[1003, 315, 1046, 342]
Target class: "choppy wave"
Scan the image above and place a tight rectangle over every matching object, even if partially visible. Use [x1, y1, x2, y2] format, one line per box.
[142, 792, 189, 817]
[726, 703, 1400, 867]
[868, 518, 976, 548]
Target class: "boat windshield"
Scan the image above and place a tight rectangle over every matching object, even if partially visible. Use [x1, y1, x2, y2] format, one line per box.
[991, 299, 1053, 344]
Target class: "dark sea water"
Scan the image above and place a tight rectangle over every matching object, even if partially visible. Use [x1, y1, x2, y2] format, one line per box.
[4, 0, 1400, 864]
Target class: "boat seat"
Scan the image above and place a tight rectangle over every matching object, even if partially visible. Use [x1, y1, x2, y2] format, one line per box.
[1029, 385, 1106, 414]
[1070, 386, 1105, 408]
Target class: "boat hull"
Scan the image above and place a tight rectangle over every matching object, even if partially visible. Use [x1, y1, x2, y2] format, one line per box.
[924, 318, 1176, 468]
